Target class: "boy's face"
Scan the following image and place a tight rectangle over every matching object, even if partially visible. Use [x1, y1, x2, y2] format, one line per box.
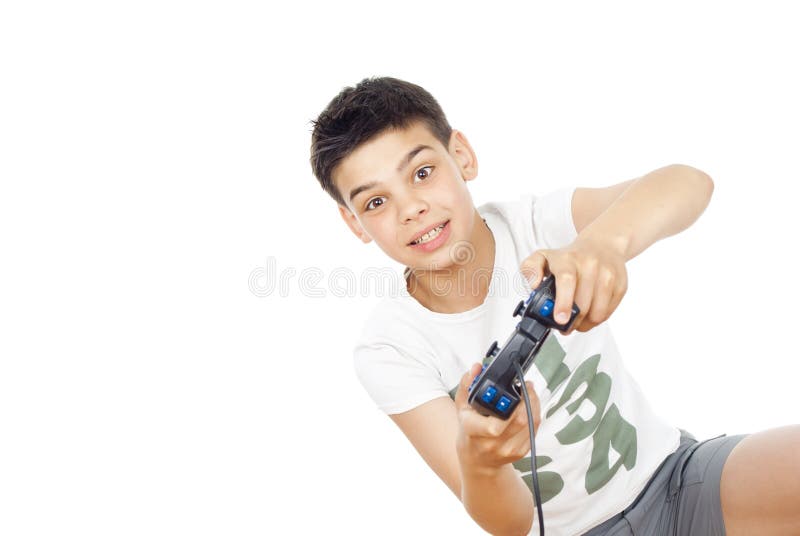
[333, 121, 480, 272]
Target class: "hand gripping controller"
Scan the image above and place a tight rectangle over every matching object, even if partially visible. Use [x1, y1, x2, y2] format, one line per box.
[467, 276, 580, 419]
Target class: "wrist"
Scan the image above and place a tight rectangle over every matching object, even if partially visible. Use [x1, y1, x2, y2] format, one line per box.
[459, 458, 505, 480]
[456, 444, 505, 479]
[577, 221, 632, 260]
[459, 461, 535, 535]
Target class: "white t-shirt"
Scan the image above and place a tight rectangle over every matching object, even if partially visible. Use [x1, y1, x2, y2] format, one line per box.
[353, 188, 681, 536]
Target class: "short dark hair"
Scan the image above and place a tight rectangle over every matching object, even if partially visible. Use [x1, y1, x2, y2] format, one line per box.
[310, 77, 453, 206]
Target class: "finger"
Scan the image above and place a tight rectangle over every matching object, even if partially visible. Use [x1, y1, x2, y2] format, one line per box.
[569, 260, 597, 332]
[498, 382, 541, 459]
[580, 269, 627, 332]
[459, 407, 514, 438]
[507, 381, 541, 433]
[587, 267, 615, 325]
[454, 362, 484, 409]
[500, 420, 535, 461]
[523, 380, 541, 434]
[506, 391, 533, 435]
[551, 265, 577, 328]
[607, 269, 628, 315]
[520, 250, 549, 289]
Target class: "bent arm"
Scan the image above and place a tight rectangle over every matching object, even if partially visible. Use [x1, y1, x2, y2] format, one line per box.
[391, 397, 534, 536]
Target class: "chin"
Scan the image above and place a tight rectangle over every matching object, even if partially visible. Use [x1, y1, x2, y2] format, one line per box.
[407, 253, 457, 273]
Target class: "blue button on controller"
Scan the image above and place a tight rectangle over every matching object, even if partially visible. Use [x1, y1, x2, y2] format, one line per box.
[539, 299, 554, 317]
[481, 386, 498, 403]
[495, 396, 512, 412]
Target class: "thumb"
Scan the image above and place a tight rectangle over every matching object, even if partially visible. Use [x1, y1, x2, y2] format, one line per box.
[454, 362, 483, 409]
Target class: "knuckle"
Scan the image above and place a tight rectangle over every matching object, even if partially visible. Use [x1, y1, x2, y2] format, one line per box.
[617, 277, 628, 294]
[556, 271, 575, 284]
[598, 269, 614, 288]
[559, 251, 577, 266]
[521, 256, 541, 269]
[479, 440, 495, 456]
[583, 318, 600, 330]
[588, 307, 606, 323]
[515, 412, 528, 427]
[581, 256, 599, 273]
[486, 424, 501, 438]
[588, 315, 604, 327]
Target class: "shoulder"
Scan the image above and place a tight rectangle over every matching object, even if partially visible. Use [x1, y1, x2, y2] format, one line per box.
[354, 296, 438, 369]
[478, 188, 572, 218]
[476, 194, 533, 227]
[356, 295, 421, 345]
[352, 296, 451, 414]
[476, 195, 539, 260]
[476, 189, 578, 262]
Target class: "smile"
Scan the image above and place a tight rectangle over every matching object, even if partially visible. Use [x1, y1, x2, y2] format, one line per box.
[407, 221, 451, 253]
[410, 222, 447, 245]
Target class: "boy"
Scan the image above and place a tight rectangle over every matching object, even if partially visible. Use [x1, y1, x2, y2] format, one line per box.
[309, 77, 800, 535]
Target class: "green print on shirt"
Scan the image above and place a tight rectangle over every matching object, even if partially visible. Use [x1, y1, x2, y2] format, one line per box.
[533, 335, 571, 391]
[512, 455, 564, 504]
[546, 355, 611, 443]
[449, 335, 638, 501]
[534, 336, 637, 497]
[586, 403, 637, 493]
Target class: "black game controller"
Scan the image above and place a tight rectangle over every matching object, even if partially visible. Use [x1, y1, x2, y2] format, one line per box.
[468, 276, 580, 419]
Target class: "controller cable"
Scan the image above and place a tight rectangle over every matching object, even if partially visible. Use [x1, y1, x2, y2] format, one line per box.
[514, 361, 545, 536]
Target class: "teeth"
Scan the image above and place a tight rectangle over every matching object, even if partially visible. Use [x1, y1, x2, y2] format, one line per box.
[413, 223, 445, 245]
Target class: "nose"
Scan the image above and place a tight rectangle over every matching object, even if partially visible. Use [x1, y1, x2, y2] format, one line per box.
[399, 192, 429, 223]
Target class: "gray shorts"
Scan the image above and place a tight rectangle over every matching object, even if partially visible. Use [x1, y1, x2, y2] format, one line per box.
[581, 429, 747, 536]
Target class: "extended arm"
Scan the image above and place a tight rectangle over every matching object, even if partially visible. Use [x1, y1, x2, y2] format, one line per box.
[524, 163, 714, 332]
[571, 163, 714, 261]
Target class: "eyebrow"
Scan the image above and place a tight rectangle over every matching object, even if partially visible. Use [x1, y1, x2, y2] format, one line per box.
[348, 144, 434, 203]
[397, 144, 433, 172]
[348, 181, 379, 203]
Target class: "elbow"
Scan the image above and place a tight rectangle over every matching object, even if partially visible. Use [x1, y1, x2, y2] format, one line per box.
[691, 166, 714, 201]
[666, 163, 714, 205]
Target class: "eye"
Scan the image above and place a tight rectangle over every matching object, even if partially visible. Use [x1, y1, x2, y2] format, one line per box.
[413, 166, 434, 183]
[365, 196, 386, 211]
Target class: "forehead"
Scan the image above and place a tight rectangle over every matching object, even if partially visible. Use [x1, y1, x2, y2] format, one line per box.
[333, 122, 447, 195]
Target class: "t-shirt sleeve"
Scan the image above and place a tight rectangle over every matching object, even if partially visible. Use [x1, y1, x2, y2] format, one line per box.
[353, 342, 449, 415]
[530, 187, 578, 249]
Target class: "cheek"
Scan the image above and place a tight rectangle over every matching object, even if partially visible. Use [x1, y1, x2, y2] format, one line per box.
[445, 180, 475, 216]
[435, 175, 467, 204]
[363, 215, 397, 242]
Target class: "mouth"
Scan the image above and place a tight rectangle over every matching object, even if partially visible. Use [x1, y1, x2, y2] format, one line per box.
[408, 220, 450, 250]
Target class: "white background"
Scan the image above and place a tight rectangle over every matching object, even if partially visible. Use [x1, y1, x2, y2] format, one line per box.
[1, 1, 798, 534]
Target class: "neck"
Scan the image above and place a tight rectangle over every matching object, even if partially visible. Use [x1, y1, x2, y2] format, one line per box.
[406, 211, 495, 313]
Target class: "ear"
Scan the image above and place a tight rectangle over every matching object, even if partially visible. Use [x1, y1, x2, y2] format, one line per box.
[448, 129, 479, 181]
[338, 204, 373, 244]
